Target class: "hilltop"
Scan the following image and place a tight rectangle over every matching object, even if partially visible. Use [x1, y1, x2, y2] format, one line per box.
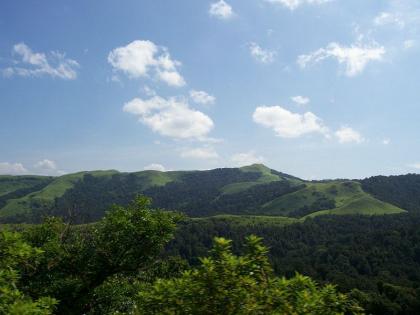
[0, 164, 412, 223]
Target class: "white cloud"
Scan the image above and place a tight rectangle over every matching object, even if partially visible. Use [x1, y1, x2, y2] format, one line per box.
[264, 0, 332, 10]
[123, 96, 214, 140]
[291, 95, 310, 106]
[108, 40, 185, 87]
[180, 147, 219, 159]
[382, 138, 391, 145]
[298, 42, 385, 77]
[374, 12, 405, 28]
[371, 1, 420, 38]
[157, 70, 185, 87]
[189, 90, 216, 105]
[34, 159, 57, 170]
[144, 163, 166, 172]
[249, 42, 276, 64]
[230, 151, 265, 167]
[33, 159, 66, 175]
[143, 85, 156, 96]
[253, 105, 328, 138]
[3, 43, 79, 79]
[335, 127, 365, 144]
[404, 39, 415, 49]
[209, 0, 234, 19]
[0, 162, 27, 175]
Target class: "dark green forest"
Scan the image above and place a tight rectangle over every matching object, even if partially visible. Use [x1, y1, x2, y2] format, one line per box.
[1, 197, 363, 315]
[2, 165, 416, 224]
[361, 174, 420, 213]
[2, 167, 420, 314]
[169, 213, 420, 315]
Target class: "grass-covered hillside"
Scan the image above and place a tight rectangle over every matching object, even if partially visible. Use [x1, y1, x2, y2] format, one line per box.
[0, 164, 408, 223]
[262, 181, 404, 218]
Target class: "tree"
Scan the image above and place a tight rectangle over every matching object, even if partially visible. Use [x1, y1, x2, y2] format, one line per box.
[20, 196, 183, 314]
[136, 236, 364, 315]
[0, 230, 56, 315]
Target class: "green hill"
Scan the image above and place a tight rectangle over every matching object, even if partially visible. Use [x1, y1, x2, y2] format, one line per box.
[0, 171, 118, 221]
[0, 175, 53, 197]
[261, 180, 405, 217]
[0, 164, 407, 223]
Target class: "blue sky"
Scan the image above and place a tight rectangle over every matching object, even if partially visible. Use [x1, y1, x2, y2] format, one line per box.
[1, 0, 419, 179]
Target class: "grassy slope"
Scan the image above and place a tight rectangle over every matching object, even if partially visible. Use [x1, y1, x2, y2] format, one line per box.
[0, 175, 52, 197]
[131, 170, 183, 189]
[306, 195, 405, 217]
[0, 165, 406, 221]
[0, 170, 186, 219]
[221, 164, 302, 195]
[0, 170, 118, 218]
[262, 180, 405, 217]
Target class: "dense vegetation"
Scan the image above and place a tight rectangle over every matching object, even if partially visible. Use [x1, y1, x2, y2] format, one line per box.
[168, 213, 420, 315]
[361, 174, 420, 213]
[0, 176, 53, 209]
[137, 236, 363, 315]
[2, 167, 420, 314]
[0, 197, 362, 315]
[0, 164, 409, 223]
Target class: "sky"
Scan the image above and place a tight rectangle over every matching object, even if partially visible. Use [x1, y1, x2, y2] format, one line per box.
[1, 0, 420, 179]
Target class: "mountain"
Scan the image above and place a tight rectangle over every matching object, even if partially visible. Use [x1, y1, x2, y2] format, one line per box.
[0, 164, 408, 223]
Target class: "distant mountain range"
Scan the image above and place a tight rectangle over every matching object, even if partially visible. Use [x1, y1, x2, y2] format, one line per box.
[1, 164, 420, 224]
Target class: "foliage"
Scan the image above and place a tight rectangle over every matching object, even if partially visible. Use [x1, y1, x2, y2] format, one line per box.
[361, 174, 420, 213]
[262, 181, 404, 217]
[168, 213, 420, 315]
[0, 230, 56, 315]
[136, 236, 363, 315]
[89, 257, 188, 315]
[18, 196, 182, 314]
[0, 166, 302, 223]
[2, 166, 415, 224]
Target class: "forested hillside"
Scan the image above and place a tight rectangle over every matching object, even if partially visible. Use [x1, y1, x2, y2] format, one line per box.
[0, 197, 363, 315]
[0, 164, 409, 223]
[168, 213, 420, 315]
[3, 167, 417, 313]
[3, 196, 420, 314]
[361, 174, 420, 213]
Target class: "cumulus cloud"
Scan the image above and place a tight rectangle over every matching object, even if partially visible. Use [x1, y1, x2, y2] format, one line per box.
[108, 40, 185, 87]
[374, 12, 405, 28]
[253, 105, 328, 138]
[0, 162, 27, 175]
[189, 90, 216, 105]
[264, 0, 332, 10]
[335, 127, 365, 144]
[249, 42, 276, 64]
[34, 159, 57, 171]
[297, 42, 385, 77]
[2, 43, 79, 79]
[209, 0, 234, 19]
[123, 96, 214, 140]
[180, 147, 219, 159]
[143, 163, 166, 172]
[230, 151, 265, 167]
[33, 159, 66, 175]
[291, 96, 310, 106]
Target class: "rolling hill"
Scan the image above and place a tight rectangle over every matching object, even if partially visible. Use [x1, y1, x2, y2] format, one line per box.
[0, 164, 408, 223]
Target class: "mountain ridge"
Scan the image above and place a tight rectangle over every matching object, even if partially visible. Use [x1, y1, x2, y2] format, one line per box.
[0, 164, 412, 224]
